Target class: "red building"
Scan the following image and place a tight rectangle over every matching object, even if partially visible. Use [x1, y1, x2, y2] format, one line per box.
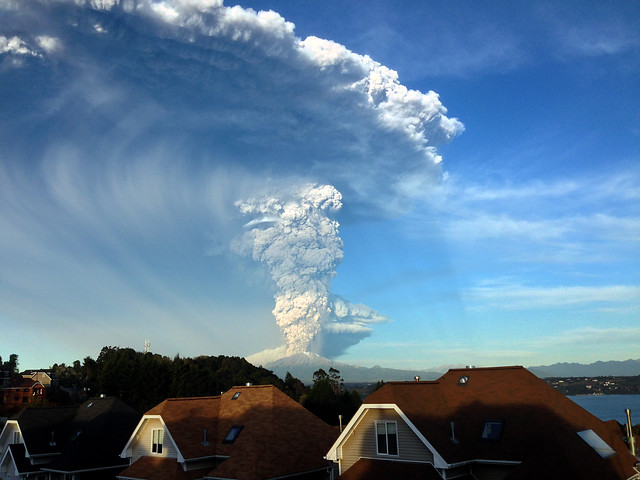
[1, 378, 46, 410]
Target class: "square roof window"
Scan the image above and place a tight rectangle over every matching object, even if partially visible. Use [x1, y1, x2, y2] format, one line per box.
[222, 425, 243, 444]
[481, 420, 504, 441]
[577, 430, 616, 458]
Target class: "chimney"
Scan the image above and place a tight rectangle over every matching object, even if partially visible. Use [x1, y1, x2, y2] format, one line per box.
[625, 409, 637, 456]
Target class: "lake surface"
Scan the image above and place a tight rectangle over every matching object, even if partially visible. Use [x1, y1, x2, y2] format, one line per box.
[569, 394, 640, 424]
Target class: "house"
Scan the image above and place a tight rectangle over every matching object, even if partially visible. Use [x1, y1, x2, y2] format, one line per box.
[118, 384, 338, 480]
[326, 366, 640, 480]
[21, 371, 56, 388]
[0, 396, 141, 480]
[1, 378, 46, 411]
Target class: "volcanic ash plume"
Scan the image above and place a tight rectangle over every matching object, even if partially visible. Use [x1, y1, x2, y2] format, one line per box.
[235, 184, 345, 356]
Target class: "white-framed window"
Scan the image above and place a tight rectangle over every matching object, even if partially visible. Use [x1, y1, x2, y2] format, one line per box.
[152, 428, 164, 454]
[375, 421, 398, 456]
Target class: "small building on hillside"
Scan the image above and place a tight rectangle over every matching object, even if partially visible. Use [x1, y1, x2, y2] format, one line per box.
[326, 366, 640, 480]
[0, 396, 141, 480]
[118, 384, 338, 480]
[21, 371, 56, 388]
[1, 378, 46, 411]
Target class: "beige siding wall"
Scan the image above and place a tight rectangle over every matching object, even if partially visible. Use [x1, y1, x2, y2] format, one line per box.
[339, 408, 433, 474]
[131, 418, 178, 463]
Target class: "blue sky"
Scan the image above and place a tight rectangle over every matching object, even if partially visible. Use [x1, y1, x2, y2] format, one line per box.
[1, 0, 638, 372]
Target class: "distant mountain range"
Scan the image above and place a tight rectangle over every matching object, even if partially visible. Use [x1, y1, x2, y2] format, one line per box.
[259, 352, 441, 384]
[526, 359, 640, 378]
[256, 353, 640, 383]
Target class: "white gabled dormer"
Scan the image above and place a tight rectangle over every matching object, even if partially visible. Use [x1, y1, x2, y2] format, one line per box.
[121, 415, 182, 464]
[0, 420, 23, 455]
[326, 403, 446, 476]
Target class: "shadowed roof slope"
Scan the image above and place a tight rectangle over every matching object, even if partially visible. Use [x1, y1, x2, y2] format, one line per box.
[364, 366, 638, 480]
[44, 396, 141, 473]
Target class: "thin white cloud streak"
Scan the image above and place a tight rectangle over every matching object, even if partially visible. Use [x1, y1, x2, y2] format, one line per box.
[465, 283, 640, 311]
[359, 2, 640, 80]
[539, 326, 640, 347]
[409, 169, 640, 258]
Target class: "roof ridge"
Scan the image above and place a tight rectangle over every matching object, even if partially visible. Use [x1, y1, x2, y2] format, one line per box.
[385, 381, 440, 385]
[164, 395, 222, 402]
[447, 365, 524, 372]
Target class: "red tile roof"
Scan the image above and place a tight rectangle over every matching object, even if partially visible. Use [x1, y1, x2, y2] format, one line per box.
[129, 385, 338, 480]
[363, 366, 639, 480]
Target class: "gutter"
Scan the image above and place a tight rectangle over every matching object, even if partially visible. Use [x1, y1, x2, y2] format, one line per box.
[41, 463, 130, 474]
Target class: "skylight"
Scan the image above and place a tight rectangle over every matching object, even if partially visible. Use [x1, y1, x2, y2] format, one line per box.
[577, 430, 616, 458]
[222, 425, 243, 444]
[481, 420, 504, 441]
[232, 392, 241, 400]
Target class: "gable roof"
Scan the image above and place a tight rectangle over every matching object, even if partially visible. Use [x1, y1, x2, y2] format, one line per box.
[0, 444, 40, 475]
[334, 366, 639, 480]
[5, 397, 140, 473]
[4, 377, 44, 390]
[10, 405, 78, 457]
[43, 397, 141, 473]
[121, 385, 338, 480]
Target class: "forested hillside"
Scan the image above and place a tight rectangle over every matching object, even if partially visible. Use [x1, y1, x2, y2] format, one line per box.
[3, 348, 361, 425]
[47, 347, 303, 412]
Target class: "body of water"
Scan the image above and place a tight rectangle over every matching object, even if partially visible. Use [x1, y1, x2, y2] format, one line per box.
[569, 394, 640, 424]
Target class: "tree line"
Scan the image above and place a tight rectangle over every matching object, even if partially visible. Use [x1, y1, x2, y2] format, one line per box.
[2, 348, 361, 425]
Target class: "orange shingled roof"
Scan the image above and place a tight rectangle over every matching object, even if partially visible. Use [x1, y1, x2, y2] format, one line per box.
[129, 385, 338, 480]
[363, 366, 639, 480]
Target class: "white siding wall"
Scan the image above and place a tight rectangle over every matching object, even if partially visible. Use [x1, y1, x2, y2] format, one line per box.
[0, 423, 20, 456]
[340, 408, 433, 474]
[130, 418, 178, 463]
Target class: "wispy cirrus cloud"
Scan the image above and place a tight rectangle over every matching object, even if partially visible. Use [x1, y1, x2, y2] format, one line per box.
[464, 282, 640, 311]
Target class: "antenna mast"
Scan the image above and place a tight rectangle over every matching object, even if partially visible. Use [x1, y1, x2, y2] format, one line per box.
[144, 339, 150, 354]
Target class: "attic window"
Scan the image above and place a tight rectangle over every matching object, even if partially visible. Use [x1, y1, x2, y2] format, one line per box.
[232, 392, 241, 400]
[481, 420, 504, 441]
[577, 430, 616, 458]
[222, 425, 243, 444]
[152, 428, 164, 454]
[375, 421, 398, 456]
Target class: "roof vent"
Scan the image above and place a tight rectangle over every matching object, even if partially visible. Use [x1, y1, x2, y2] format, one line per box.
[232, 392, 241, 400]
[414, 376, 420, 381]
[450, 422, 460, 444]
[458, 375, 469, 386]
[245, 382, 252, 386]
